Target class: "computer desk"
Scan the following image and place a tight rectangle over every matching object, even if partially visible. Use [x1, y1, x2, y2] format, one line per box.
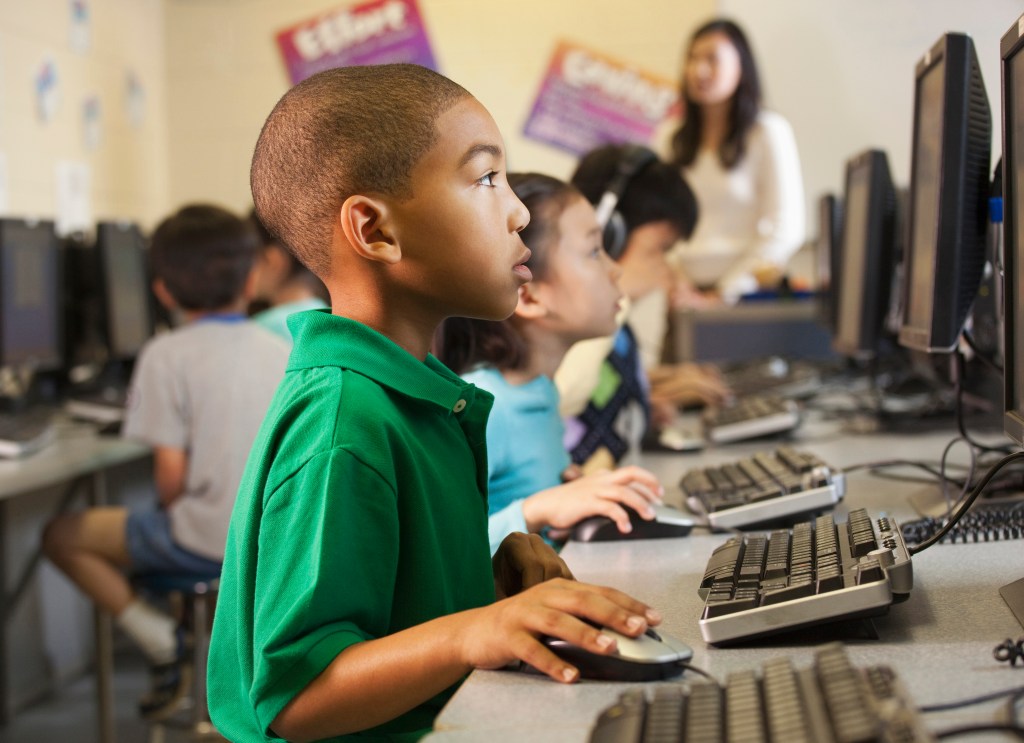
[427, 424, 1024, 742]
[0, 419, 151, 743]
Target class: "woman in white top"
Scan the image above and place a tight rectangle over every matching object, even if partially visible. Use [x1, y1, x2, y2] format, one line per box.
[665, 18, 805, 304]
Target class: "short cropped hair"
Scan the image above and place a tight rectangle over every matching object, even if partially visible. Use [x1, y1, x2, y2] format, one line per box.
[251, 64, 471, 277]
[437, 173, 585, 375]
[150, 204, 258, 312]
[570, 144, 699, 241]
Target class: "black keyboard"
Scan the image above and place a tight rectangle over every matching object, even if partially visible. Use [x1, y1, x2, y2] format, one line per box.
[590, 643, 932, 743]
[0, 406, 57, 458]
[702, 396, 801, 444]
[697, 508, 912, 645]
[721, 356, 823, 399]
[901, 499, 1024, 546]
[681, 446, 845, 529]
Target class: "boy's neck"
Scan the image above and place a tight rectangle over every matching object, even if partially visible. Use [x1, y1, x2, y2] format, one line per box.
[329, 300, 439, 362]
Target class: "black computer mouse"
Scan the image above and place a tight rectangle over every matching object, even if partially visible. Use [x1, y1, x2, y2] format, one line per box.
[570, 503, 695, 542]
[539, 625, 694, 682]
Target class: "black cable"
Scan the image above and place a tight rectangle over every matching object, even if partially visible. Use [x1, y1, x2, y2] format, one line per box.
[921, 685, 1024, 712]
[954, 350, 1015, 455]
[679, 661, 718, 682]
[908, 450, 1024, 555]
[934, 723, 1024, 739]
[962, 330, 1004, 374]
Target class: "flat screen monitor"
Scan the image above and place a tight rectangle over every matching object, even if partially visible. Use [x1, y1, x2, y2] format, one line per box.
[833, 149, 897, 360]
[96, 221, 152, 360]
[899, 33, 992, 353]
[0, 219, 62, 371]
[1002, 18, 1024, 447]
[816, 193, 843, 333]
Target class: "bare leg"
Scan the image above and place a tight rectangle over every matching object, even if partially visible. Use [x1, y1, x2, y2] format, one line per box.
[42, 507, 134, 615]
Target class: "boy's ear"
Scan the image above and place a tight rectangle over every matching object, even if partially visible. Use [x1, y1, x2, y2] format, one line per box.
[339, 195, 401, 265]
[512, 281, 548, 320]
[152, 278, 178, 312]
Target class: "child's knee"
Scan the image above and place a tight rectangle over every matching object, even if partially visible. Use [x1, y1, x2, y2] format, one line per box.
[41, 513, 76, 558]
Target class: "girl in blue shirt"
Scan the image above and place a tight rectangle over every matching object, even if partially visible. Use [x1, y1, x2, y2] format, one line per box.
[438, 173, 664, 553]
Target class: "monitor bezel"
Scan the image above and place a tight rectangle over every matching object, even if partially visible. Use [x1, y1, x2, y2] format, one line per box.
[0, 218, 63, 372]
[95, 220, 153, 362]
[1002, 19, 1024, 447]
[899, 32, 991, 354]
[832, 149, 897, 360]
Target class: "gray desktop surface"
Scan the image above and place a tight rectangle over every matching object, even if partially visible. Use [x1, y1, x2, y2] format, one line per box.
[427, 427, 1024, 742]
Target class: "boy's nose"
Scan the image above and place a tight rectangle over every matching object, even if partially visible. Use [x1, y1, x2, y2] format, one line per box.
[510, 196, 530, 233]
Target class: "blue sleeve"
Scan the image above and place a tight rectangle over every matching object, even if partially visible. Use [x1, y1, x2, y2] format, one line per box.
[488, 499, 528, 556]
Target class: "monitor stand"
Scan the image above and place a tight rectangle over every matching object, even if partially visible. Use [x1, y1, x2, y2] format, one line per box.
[999, 577, 1024, 631]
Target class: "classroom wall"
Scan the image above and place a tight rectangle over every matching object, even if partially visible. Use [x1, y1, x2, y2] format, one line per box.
[0, 0, 169, 231]
[162, 0, 716, 215]
[0, 1, 1022, 246]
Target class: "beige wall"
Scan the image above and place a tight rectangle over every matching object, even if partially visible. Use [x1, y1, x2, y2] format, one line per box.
[0, 0, 169, 230]
[163, 0, 715, 216]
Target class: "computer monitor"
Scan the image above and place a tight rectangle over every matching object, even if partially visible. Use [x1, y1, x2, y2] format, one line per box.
[95, 221, 152, 360]
[832, 149, 897, 360]
[816, 193, 843, 333]
[1000, 12, 1024, 632]
[0, 219, 62, 372]
[1002, 19, 1024, 447]
[899, 33, 991, 354]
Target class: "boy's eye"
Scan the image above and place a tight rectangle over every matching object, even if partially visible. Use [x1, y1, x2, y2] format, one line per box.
[478, 171, 498, 187]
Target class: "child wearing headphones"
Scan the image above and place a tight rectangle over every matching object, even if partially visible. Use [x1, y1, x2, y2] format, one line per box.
[437, 172, 664, 553]
[558, 144, 730, 473]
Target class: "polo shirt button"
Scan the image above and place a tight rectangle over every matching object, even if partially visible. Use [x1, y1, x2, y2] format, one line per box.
[453, 399, 467, 413]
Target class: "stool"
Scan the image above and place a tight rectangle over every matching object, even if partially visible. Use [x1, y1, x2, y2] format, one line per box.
[98, 572, 223, 743]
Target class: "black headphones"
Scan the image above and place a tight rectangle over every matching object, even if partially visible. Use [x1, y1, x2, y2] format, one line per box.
[593, 145, 659, 260]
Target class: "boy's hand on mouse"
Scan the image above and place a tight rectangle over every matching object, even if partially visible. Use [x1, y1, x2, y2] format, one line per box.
[461, 578, 661, 683]
[524, 466, 664, 537]
[492, 532, 573, 599]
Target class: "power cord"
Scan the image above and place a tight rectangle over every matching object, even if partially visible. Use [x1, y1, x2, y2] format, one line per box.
[908, 450, 1024, 556]
[996, 638, 1024, 667]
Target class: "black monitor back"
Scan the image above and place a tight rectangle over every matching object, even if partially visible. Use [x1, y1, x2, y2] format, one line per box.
[816, 193, 843, 333]
[833, 149, 898, 360]
[899, 32, 991, 354]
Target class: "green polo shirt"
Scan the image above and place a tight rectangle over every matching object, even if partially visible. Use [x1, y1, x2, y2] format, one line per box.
[208, 311, 496, 742]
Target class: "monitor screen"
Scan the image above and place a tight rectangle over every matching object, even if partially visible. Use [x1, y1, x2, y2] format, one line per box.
[0, 220, 62, 370]
[833, 150, 896, 360]
[1002, 20, 1024, 447]
[96, 222, 152, 360]
[900, 33, 991, 353]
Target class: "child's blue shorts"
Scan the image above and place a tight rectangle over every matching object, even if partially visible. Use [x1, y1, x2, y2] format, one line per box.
[125, 508, 221, 576]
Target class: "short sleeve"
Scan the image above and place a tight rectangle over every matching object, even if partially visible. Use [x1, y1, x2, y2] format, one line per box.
[122, 339, 189, 449]
[250, 447, 400, 735]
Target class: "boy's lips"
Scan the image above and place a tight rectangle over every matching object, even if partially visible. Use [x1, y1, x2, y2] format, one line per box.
[513, 248, 533, 282]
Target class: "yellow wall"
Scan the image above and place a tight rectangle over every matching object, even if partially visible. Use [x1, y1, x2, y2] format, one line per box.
[0, 0, 169, 230]
[162, 0, 715, 215]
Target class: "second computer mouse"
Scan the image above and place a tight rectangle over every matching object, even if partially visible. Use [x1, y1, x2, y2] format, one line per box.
[570, 503, 695, 542]
[539, 625, 694, 682]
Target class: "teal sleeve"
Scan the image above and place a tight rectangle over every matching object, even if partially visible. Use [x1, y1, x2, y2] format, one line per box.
[250, 448, 399, 736]
[487, 500, 528, 556]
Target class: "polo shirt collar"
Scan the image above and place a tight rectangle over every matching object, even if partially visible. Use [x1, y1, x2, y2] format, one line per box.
[288, 310, 484, 414]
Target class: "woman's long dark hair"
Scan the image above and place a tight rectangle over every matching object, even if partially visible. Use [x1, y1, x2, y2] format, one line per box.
[669, 19, 762, 171]
[435, 173, 581, 375]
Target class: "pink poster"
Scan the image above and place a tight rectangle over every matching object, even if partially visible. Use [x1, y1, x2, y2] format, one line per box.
[524, 41, 679, 156]
[276, 0, 437, 85]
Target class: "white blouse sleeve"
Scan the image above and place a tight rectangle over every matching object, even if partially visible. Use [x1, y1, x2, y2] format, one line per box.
[716, 111, 806, 301]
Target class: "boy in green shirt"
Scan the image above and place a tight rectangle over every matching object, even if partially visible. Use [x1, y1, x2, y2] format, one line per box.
[208, 64, 663, 742]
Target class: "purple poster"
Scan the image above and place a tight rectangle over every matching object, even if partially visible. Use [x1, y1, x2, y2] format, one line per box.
[524, 41, 679, 156]
[276, 0, 437, 84]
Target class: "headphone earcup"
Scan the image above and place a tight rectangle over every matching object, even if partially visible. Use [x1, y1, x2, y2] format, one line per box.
[603, 211, 628, 261]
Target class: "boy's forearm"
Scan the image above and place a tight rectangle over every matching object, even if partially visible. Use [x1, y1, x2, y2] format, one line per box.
[271, 608, 482, 742]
